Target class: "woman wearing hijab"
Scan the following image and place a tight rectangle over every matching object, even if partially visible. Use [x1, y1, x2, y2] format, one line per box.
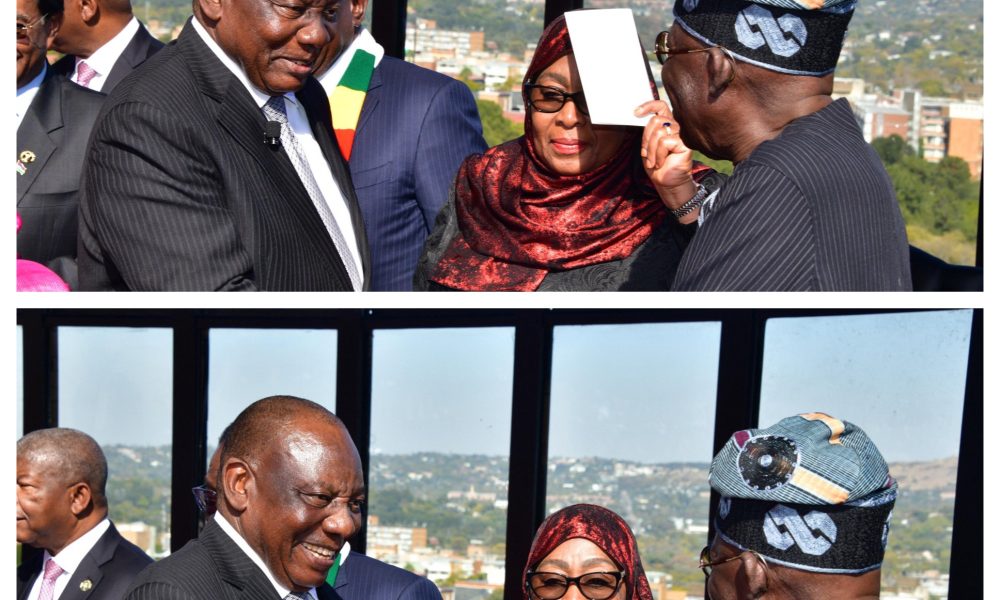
[522, 504, 653, 600]
[415, 13, 714, 291]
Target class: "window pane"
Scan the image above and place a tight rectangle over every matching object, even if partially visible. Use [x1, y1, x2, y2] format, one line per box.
[57, 326, 173, 558]
[548, 321, 723, 599]
[207, 328, 338, 454]
[369, 327, 515, 597]
[404, 1, 539, 146]
[760, 310, 972, 596]
[17, 325, 23, 439]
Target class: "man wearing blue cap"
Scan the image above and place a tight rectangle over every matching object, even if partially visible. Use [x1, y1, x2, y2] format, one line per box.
[653, 0, 912, 291]
[701, 412, 896, 599]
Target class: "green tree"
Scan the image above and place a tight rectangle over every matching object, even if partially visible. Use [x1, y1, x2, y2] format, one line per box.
[872, 135, 914, 165]
[476, 100, 523, 147]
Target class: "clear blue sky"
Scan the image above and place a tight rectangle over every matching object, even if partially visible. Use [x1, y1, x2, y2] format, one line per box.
[25, 309, 973, 464]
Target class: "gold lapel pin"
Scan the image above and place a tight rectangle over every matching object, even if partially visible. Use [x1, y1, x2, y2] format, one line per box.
[79, 579, 93, 592]
[19, 150, 36, 163]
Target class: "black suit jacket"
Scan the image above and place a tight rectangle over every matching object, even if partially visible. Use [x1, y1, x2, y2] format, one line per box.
[17, 522, 152, 600]
[125, 519, 338, 600]
[52, 22, 163, 94]
[17, 70, 105, 288]
[78, 19, 371, 290]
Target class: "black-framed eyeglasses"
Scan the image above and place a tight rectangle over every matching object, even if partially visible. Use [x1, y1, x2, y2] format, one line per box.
[525, 570, 625, 600]
[523, 83, 590, 116]
[16, 14, 46, 40]
[655, 30, 731, 65]
[192, 485, 218, 515]
[698, 545, 768, 578]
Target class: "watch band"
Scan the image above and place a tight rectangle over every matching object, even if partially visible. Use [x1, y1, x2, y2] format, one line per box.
[672, 183, 709, 219]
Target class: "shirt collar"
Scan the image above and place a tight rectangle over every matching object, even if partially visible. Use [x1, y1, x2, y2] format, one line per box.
[191, 17, 294, 109]
[16, 62, 47, 122]
[46, 518, 111, 576]
[77, 16, 140, 77]
[214, 512, 318, 600]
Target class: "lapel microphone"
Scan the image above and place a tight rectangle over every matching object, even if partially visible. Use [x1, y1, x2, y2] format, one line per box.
[264, 121, 282, 146]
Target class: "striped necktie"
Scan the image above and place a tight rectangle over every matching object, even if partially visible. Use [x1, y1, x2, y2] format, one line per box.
[261, 96, 362, 291]
[76, 61, 98, 88]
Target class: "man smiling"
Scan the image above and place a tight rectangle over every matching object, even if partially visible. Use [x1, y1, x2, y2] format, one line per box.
[126, 396, 368, 599]
[78, 0, 369, 290]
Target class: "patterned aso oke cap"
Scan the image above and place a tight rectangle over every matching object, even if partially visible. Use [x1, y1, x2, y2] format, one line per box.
[709, 412, 897, 574]
[672, 0, 857, 76]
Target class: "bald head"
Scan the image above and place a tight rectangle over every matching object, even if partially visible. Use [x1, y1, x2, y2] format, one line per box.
[17, 428, 108, 508]
[221, 395, 348, 470]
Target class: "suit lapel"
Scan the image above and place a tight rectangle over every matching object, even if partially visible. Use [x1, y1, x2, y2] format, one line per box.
[103, 24, 153, 92]
[298, 78, 372, 288]
[201, 520, 283, 600]
[16, 75, 60, 203]
[58, 525, 122, 600]
[354, 64, 382, 138]
[177, 21, 351, 286]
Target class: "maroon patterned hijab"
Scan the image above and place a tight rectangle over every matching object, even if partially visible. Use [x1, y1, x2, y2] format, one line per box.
[429, 15, 668, 291]
[522, 504, 653, 600]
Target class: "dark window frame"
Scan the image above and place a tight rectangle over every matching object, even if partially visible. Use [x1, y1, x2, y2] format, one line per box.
[16, 308, 981, 599]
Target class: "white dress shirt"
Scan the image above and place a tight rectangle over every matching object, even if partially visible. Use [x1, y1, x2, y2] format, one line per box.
[26, 519, 111, 600]
[16, 63, 47, 129]
[71, 17, 140, 91]
[191, 18, 364, 288]
[214, 512, 318, 600]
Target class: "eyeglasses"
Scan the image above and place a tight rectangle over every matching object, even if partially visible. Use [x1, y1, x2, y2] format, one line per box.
[16, 14, 46, 40]
[523, 83, 590, 116]
[698, 545, 768, 578]
[655, 30, 733, 65]
[192, 485, 218, 515]
[525, 570, 625, 600]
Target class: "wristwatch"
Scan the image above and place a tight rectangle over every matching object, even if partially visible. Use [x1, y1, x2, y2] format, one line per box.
[672, 183, 710, 219]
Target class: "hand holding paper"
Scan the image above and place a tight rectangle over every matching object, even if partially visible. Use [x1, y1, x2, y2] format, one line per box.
[565, 9, 656, 127]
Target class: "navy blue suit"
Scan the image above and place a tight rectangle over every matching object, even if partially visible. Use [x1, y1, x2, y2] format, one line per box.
[332, 552, 441, 600]
[17, 522, 152, 600]
[346, 57, 486, 290]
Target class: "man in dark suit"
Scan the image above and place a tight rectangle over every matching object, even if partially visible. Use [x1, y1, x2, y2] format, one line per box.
[50, 0, 162, 94]
[314, 0, 486, 290]
[78, 0, 370, 290]
[125, 396, 367, 599]
[17, 0, 105, 289]
[17, 428, 152, 600]
[195, 429, 442, 600]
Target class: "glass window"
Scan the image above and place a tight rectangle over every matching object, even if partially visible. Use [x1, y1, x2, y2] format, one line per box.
[17, 325, 23, 440]
[404, 0, 540, 146]
[548, 321, 723, 599]
[759, 310, 973, 597]
[369, 327, 515, 597]
[57, 326, 173, 558]
[206, 328, 338, 457]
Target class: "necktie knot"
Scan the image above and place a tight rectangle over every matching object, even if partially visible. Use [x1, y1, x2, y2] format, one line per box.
[43, 557, 64, 581]
[285, 592, 311, 600]
[263, 95, 288, 123]
[76, 61, 98, 88]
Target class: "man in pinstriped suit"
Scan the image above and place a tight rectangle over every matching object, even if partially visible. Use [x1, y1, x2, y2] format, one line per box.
[126, 396, 368, 599]
[77, 0, 370, 290]
[312, 0, 486, 291]
[656, 0, 911, 291]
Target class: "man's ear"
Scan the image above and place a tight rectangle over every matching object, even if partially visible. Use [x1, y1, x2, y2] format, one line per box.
[67, 482, 94, 517]
[707, 48, 735, 98]
[221, 457, 253, 514]
[738, 552, 769, 600]
[351, 0, 368, 29]
[197, 0, 223, 25]
[79, 0, 99, 24]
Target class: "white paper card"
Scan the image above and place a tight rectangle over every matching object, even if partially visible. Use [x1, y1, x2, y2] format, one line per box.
[565, 8, 654, 127]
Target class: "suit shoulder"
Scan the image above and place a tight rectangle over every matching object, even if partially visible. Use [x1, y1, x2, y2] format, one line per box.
[346, 553, 430, 585]
[102, 42, 192, 106]
[111, 531, 155, 570]
[127, 537, 212, 590]
[53, 75, 107, 110]
[377, 57, 465, 91]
